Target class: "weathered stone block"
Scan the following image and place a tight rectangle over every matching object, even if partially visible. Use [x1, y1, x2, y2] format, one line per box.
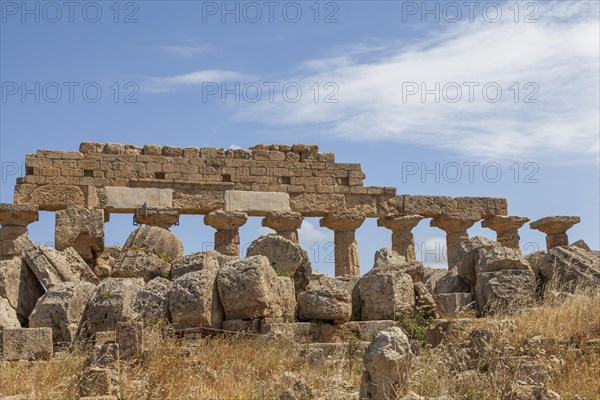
[170, 250, 224, 279]
[0, 327, 53, 361]
[434, 293, 474, 317]
[84, 278, 145, 335]
[29, 281, 96, 344]
[112, 250, 171, 282]
[168, 269, 224, 329]
[217, 256, 283, 320]
[225, 190, 290, 214]
[357, 267, 415, 321]
[79, 367, 113, 397]
[0, 257, 44, 325]
[55, 206, 104, 263]
[0, 296, 21, 329]
[116, 322, 143, 360]
[133, 277, 172, 323]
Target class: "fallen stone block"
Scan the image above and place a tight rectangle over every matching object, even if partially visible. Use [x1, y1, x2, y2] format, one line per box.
[55, 206, 104, 263]
[0, 257, 44, 325]
[222, 319, 261, 333]
[0, 327, 53, 361]
[434, 293, 475, 317]
[217, 256, 283, 320]
[29, 281, 96, 344]
[475, 269, 536, 314]
[112, 249, 171, 282]
[541, 244, 600, 290]
[170, 250, 224, 279]
[84, 278, 144, 335]
[260, 320, 396, 343]
[0, 296, 21, 330]
[357, 266, 415, 321]
[133, 277, 172, 323]
[168, 269, 224, 329]
[297, 274, 352, 324]
[116, 322, 143, 360]
[246, 234, 312, 294]
[15, 236, 99, 288]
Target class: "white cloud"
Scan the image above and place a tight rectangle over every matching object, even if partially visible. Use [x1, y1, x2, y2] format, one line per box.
[158, 45, 211, 58]
[233, 1, 599, 164]
[229, 144, 243, 150]
[141, 70, 253, 94]
[298, 220, 333, 244]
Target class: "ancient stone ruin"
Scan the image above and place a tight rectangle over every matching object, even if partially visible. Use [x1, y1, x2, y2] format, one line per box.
[1, 142, 598, 400]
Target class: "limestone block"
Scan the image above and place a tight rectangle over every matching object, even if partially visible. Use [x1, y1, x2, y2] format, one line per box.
[14, 184, 85, 210]
[84, 278, 145, 335]
[475, 244, 531, 275]
[55, 206, 104, 262]
[100, 187, 173, 210]
[171, 190, 226, 213]
[358, 267, 415, 321]
[170, 250, 225, 280]
[29, 281, 96, 344]
[122, 225, 183, 261]
[133, 277, 172, 323]
[0, 297, 20, 329]
[0, 327, 53, 361]
[289, 193, 346, 216]
[133, 208, 180, 229]
[414, 281, 438, 318]
[433, 267, 471, 295]
[16, 237, 99, 288]
[297, 274, 352, 324]
[225, 190, 290, 214]
[373, 248, 424, 283]
[475, 269, 536, 314]
[401, 195, 456, 217]
[116, 322, 143, 360]
[0, 257, 44, 325]
[246, 234, 312, 293]
[168, 269, 224, 329]
[260, 320, 395, 343]
[277, 277, 296, 322]
[112, 250, 171, 282]
[454, 196, 508, 218]
[541, 244, 600, 290]
[434, 293, 475, 317]
[0, 203, 39, 226]
[222, 319, 260, 333]
[360, 327, 412, 400]
[217, 256, 283, 320]
[455, 236, 496, 286]
[93, 246, 121, 278]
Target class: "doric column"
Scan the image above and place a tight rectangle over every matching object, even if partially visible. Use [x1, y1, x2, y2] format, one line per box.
[134, 207, 180, 230]
[377, 215, 423, 261]
[0, 203, 39, 260]
[320, 211, 365, 276]
[530, 216, 580, 250]
[204, 210, 248, 257]
[481, 215, 529, 249]
[262, 211, 303, 243]
[430, 215, 478, 269]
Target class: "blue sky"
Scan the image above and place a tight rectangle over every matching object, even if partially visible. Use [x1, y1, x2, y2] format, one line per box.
[1, 0, 599, 275]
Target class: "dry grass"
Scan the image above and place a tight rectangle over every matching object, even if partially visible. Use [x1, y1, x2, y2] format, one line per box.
[1, 288, 599, 399]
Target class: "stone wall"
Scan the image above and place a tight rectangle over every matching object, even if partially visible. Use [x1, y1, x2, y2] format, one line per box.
[13, 142, 507, 218]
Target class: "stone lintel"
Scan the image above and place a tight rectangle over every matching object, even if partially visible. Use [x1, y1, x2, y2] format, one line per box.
[482, 215, 530, 232]
[320, 211, 365, 231]
[0, 203, 39, 227]
[204, 210, 248, 231]
[530, 216, 580, 235]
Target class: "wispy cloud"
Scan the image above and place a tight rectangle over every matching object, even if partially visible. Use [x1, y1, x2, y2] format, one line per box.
[157, 45, 212, 58]
[233, 1, 599, 164]
[141, 70, 253, 93]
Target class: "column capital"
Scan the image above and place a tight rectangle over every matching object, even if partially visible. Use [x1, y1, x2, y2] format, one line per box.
[430, 214, 478, 233]
[482, 215, 529, 232]
[262, 211, 303, 232]
[377, 214, 424, 232]
[530, 216, 580, 235]
[320, 211, 365, 231]
[0, 203, 39, 227]
[204, 210, 248, 230]
[134, 208, 180, 229]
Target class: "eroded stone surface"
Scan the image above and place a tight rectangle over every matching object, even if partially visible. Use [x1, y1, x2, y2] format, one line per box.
[133, 277, 172, 323]
[0, 297, 21, 329]
[357, 266, 415, 321]
[0, 327, 53, 361]
[297, 274, 352, 324]
[55, 206, 104, 263]
[541, 244, 600, 290]
[0, 256, 44, 325]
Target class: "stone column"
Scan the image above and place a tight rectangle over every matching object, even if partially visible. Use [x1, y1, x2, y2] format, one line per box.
[320, 211, 365, 276]
[262, 211, 303, 243]
[204, 210, 248, 257]
[530, 216, 580, 250]
[134, 208, 180, 230]
[377, 215, 423, 261]
[481, 215, 529, 249]
[0, 203, 39, 260]
[430, 215, 478, 269]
